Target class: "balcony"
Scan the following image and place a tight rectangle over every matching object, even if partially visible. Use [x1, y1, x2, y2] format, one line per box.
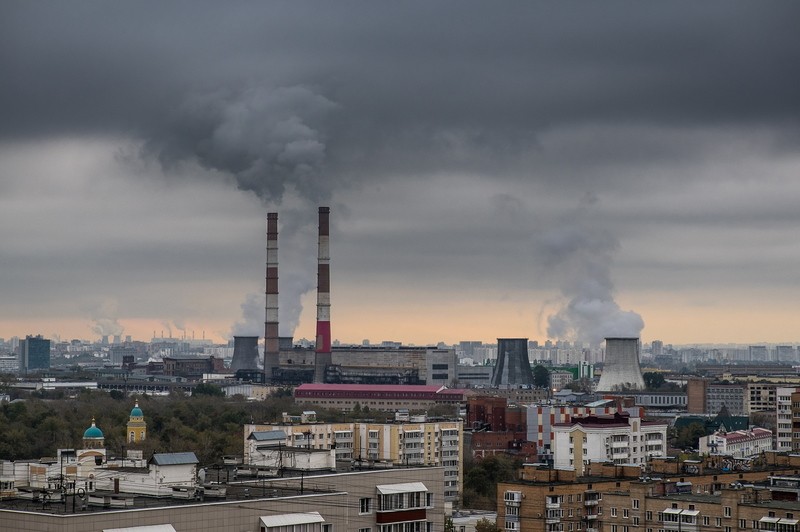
[584, 498, 600, 506]
[545, 508, 563, 524]
[546, 501, 560, 510]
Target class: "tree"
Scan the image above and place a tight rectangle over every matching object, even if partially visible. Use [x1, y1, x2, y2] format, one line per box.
[643, 372, 665, 390]
[444, 517, 455, 532]
[533, 365, 550, 388]
[674, 422, 706, 450]
[462, 454, 521, 510]
[475, 518, 502, 532]
[192, 383, 225, 397]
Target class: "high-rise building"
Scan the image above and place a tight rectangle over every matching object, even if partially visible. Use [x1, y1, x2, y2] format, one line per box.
[749, 345, 768, 361]
[776, 387, 799, 453]
[776, 345, 796, 363]
[19, 334, 50, 373]
[651, 340, 663, 356]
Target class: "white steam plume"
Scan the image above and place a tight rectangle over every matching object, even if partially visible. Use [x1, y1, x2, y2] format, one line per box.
[538, 194, 644, 345]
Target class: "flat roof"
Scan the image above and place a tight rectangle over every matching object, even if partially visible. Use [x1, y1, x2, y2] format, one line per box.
[260, 511, 324, 526]
[296, 384, 444, 393]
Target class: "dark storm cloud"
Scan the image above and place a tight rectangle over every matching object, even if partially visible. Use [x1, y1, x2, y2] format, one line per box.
[3, 1, 800, 343]
[3, 2, 800, 159]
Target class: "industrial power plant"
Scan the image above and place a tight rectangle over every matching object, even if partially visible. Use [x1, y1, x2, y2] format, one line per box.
[229, 208, 646, 391]
[229, 207, 457, 387]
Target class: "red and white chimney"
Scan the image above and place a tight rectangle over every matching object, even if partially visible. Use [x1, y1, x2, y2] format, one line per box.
[264, 212, 280, 381]
[314, 206, 332, 382]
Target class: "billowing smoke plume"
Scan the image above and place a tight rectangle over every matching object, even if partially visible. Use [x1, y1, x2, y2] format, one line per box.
[147, 85, 338, 203]
[539, 195, 644, 345]
[147, 85, 338, 338]
[230, 293, 263, 338]
[84, 299, 125, 339]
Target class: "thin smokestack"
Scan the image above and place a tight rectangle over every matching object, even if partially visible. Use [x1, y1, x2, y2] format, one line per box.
[264, 212, 280, 381]
[314, 206, 331, 383]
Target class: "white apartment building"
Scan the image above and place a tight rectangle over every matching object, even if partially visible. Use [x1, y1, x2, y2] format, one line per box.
[552, 412, 668, 475]
[776, 387, 799, 452]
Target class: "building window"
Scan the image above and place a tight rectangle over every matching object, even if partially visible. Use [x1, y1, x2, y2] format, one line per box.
[738, 519, 746, 529]
[632, 499, 639, 509]
[716, 517, 722, 527]
[623, 509, 629, 519]
[724, 506, 731, 517]
[360, 497, 372, 514]
[646, 511, 653, 521]
[611, 508, 617, 517]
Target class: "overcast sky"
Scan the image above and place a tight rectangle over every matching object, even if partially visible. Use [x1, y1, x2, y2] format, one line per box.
[2, 2, 800, 346]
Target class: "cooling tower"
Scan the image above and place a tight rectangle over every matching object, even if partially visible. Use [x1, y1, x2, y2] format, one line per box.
[596, 337, 645, 391]
[231, 336, 260, 372]
[314, 207, 332, 383]
[491, 338, 535, 386]
[264, 213, 280, 381]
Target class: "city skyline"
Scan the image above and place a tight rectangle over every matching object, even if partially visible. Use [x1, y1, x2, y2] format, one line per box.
[2, 3, 800, 346]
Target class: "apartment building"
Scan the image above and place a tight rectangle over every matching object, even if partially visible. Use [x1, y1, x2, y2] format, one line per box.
[244, 418, 463, 502]
[777, 387, 800, 452]
[602, 476, 799, 532]
[749, 382, 779, 414]
[552, 413, 668, 475]
[498, 454, 800, 532]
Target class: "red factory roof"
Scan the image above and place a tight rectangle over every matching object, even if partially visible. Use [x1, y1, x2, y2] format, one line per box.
[716, 428, 772, 443]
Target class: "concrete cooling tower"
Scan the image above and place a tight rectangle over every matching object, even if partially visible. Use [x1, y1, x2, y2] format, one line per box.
[491, 338, 534, 386]
[231, 336, 260, 372]
[596, 337, 645, 391]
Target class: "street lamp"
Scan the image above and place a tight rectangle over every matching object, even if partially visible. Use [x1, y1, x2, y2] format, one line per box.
[59, 449, 76, 513]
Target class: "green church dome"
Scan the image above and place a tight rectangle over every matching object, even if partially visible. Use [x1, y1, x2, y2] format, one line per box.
[130, 401, 143, 418]
[83, 418, 104, 439]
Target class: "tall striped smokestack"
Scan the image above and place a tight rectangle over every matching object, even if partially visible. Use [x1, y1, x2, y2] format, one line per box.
[264, 213, 280, 382]
[314, 206, 332, 383]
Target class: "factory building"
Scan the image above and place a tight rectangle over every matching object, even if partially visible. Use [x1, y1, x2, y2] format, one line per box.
[293, 383, 468, 412]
